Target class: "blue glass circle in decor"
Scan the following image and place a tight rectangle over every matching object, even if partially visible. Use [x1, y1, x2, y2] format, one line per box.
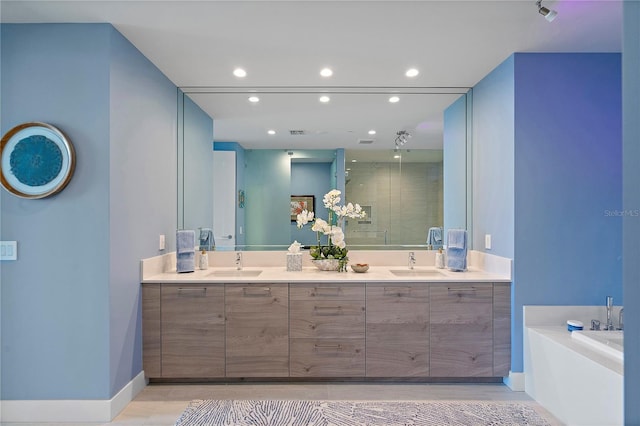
[9, 135, 63, 187]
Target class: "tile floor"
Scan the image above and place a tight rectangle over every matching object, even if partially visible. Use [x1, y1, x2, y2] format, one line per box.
[2, 382, 563, 426]
[112, 383, 561, 426]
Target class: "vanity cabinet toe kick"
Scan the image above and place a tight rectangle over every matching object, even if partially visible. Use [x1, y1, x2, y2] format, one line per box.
[142, 282, 510, 381]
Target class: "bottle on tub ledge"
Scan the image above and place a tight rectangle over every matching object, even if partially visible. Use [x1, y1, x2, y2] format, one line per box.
[435, 247, 445, 269]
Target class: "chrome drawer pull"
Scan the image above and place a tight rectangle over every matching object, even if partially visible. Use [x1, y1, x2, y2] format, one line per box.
[314, 343, 343, 350]
[384, 286, 412, 294]
[313, 287, 342, 295]
[242, 287, 272, 296]
[177, 287, 207, 295]
[314, 306, 343, 316]
[447, 287, 476, 292]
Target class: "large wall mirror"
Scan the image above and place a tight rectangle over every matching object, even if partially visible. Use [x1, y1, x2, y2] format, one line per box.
[178, 87, 471, 251]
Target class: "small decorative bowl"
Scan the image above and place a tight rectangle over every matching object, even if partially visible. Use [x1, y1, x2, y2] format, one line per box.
[351, 263, 369, 273]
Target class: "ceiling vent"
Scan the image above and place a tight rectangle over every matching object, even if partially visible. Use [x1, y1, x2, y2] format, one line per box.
[358, 139, 375, 145]
[289, 130, 307, 136]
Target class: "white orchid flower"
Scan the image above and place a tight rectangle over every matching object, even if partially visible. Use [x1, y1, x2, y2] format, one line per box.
[323, 189, 341, 209]
[312, 218, 330, 233]
[296, 210, 314, 228]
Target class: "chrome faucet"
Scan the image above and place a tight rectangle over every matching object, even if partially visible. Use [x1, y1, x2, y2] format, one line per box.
[235, 252, 243, 270]
[408, 251, 416, 269]
[605, 296, 615, 330]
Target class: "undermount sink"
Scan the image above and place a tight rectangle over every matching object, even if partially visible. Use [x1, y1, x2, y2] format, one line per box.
[207, 270, 262, 277]
[389, 269, 444, 277]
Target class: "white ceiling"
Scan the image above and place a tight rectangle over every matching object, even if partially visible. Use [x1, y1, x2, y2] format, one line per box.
[1, 1, 623, 152]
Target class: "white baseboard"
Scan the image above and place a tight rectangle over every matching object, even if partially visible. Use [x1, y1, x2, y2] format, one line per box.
[0, 370, 146, 423]
[503, 371, 525, 391]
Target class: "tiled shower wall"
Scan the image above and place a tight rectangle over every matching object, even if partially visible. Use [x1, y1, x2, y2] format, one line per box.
[345, 161, 443, 246]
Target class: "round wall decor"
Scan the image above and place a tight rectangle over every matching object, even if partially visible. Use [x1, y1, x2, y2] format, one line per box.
[1, 122, 76, 199]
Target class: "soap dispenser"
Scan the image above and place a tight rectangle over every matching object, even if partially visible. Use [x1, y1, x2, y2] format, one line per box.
[435, 248, 445, 269]
[198, 250, 209, 270]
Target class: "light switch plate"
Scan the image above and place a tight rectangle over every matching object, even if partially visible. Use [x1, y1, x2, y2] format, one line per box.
[0, 241, 18, 260]
[159, 234, 166, 250]
[485, 234, 492, 250]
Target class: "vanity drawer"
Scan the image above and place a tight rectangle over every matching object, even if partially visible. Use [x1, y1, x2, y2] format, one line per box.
[290, 338, 365, 377]
[429, 283, 493, 324]
[290, 300, 365, 338]
[290, 283, 364, 300]
[366, 283, 429, 323]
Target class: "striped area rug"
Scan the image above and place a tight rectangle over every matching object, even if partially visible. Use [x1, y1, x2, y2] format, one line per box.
[175, 400, 553, 426]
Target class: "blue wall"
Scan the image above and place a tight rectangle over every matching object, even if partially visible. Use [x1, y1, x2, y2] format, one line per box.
[443, 94, 470, 232]
[623, 2, 640, 423]
[108, 28, 178, 396]
[244, 150, 292, 246]
[181, 94, 214, 231]
[472, 52, 622, 373]
[1, 23, 178, 399]
[291, 162, 332, 246]
[513, 53, 622, 371]
[472, 56, 515, 259]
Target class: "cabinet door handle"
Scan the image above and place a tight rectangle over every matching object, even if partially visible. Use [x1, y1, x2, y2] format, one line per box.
[242, 287, 272, 296]
[314, 305, 342, 315]
[177, 287, 207, 296]
[314, 343, 343, 350]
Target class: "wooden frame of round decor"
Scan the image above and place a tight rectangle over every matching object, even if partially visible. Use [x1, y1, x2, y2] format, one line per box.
[0, 122, 76, 199]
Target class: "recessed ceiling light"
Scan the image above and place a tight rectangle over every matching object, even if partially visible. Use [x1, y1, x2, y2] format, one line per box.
[389, 96, 400, 103]
[351, 159, 357, 163]
[405, 68, 419, 78]
[320, 68, 333, 77]
[233, 68, 247, 78]
[248, 96, 260, 103]
[319, 95, 330, 103]
[394, 154, 401, 159]
[368, 130, 377, 135]
[267, 129, 276, 135]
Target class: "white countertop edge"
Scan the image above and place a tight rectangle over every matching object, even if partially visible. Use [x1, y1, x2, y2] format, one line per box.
[141, 265, 510, 284]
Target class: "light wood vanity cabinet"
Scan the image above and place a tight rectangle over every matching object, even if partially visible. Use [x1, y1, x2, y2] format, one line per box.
[289, 283, 366, 377]
[160, 284, 225, 378]
[225, 283, 289, 377]
[141, 281, 510, 380]
[366, 283, 430, 377]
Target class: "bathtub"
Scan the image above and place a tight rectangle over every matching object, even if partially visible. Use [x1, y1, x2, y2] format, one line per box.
[571, 330, 623, 362]
[524, 306, 623, 426]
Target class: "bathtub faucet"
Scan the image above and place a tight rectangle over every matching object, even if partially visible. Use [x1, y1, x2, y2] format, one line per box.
[605, 296, 615, 330]
[618, 308, 624, 331]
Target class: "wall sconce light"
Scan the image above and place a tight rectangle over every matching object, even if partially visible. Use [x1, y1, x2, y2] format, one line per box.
[536, 0, 558, 22]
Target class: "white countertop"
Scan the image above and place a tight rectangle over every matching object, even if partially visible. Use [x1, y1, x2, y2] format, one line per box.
[140, 250, 512, 284]
[141, 265, 510, 284]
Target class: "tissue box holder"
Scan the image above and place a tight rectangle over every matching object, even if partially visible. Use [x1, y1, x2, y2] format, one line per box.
[287, 253, 303, 272]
